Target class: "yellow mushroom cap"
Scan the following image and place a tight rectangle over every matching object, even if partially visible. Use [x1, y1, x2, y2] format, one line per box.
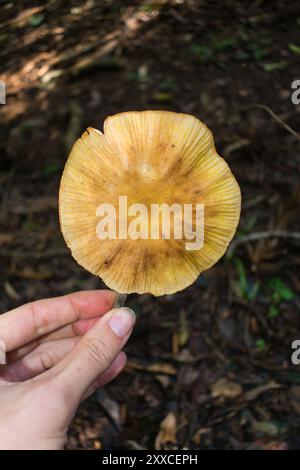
[59, 110, 241, 296]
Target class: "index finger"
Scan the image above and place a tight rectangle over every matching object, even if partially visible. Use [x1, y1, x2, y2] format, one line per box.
[0, 290, 117, 352]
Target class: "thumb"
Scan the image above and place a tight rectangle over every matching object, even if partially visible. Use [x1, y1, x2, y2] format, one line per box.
[46, 307, 135, 402]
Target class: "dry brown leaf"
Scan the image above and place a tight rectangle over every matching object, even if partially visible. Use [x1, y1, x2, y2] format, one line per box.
[252, 420, 278, 437]
[93, 441, 101, 449]
[243, 382, 282, 402]
[126, 360, 177, 376]
[192, 427, 211, 445]
[4, 281, 21, 300]
[13, 266, 53, 280]
[155, 412, 177, 450]
[0, 233, 14, 247]
[211, 377, 243, 399]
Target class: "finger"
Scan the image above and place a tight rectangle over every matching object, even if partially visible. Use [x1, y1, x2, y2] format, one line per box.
[0, 290, 117, 352]
[81, 351, 127, 401]
[46, 307, 135, 402]
[3, 337, 80, 382]
[7, 316, 100, 363]
[33, 315, 101, 344]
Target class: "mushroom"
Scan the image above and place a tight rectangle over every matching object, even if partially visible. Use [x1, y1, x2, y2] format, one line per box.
[59, 110, 241, 296]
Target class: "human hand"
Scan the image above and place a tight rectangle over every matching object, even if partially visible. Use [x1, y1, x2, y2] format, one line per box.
[0, 290, 135, 449]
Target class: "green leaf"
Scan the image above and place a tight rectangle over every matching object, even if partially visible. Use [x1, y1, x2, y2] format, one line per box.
[289, 44, 300, 54]
[152, 92, 173, 102]
[287, 371, 300, 384]
[213, 37, 236, 50]
[256, 338, 266, 351]
[280, 289, 294, 301]
[190, 44, 213, 61]
[127, 72, 139, 81]
[43, 163, 58, 176]
[253, 48, 267, 61]
[23, 221, 39, 231]
[28, 13, 45, 27]
[262, 61, 288, 71]
[0, 33, 9, 43]
[141, 2, 158, 12]
[268, 305, 279, 318]
[235, 258, 248, 298]
[233, 258, 259, 301]
[159, 77, 177, 91]
[247, 44, 268, 61]
[268, 277, 295, 302]
[249, 281, 260, 301]
[235, 50, 251, 61]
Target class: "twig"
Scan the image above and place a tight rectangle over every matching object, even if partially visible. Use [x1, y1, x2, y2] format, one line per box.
[235, 104, 300, 141]
[228, 230, 300, 257]
[242, 194, 265, 209]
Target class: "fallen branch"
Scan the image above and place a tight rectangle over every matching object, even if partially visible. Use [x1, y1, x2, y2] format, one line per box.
[228, 230, 300, 257]
[0, 248, 68, 259]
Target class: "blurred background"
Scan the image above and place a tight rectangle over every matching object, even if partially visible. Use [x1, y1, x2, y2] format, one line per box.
[1, 0, 300, 450]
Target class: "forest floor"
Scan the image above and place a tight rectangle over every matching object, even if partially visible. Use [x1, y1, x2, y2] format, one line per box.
[1, 0, 300, 450]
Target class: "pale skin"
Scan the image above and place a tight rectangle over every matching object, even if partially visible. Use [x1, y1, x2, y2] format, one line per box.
[0, 290, 135, 450]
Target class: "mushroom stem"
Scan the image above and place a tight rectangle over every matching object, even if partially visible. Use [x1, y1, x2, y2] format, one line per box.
[113, 293, 127, 308]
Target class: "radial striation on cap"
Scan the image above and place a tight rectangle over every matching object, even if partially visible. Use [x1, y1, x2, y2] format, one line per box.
[59, 110, 241, 296]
